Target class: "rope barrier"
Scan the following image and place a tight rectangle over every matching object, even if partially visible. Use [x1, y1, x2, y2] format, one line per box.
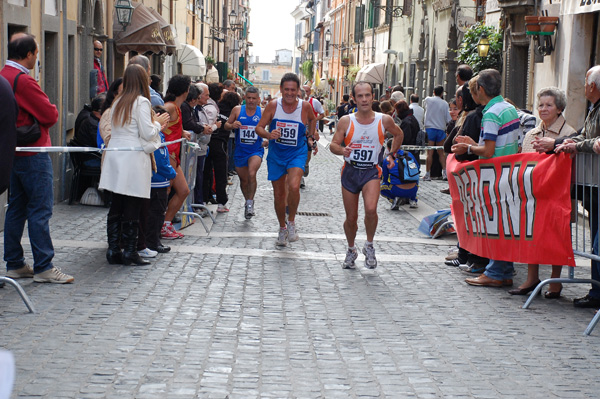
[15, 138, 190, 153]
[401, 145, 444, 151]
[15, 139, 439, 153]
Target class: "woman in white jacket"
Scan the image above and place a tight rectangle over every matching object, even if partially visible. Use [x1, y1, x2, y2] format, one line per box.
[99, 64, 169, 266]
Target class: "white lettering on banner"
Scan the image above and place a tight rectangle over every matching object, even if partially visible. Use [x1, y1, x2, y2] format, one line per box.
[452, 162, 537, 239]
[275, 121, 299, 146]
[240, 125, 257, 144]
[566, 0, 600, 14]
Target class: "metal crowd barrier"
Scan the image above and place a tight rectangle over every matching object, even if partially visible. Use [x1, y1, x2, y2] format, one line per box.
[175, 132, 215, 233]
[522, 152, 600, 335]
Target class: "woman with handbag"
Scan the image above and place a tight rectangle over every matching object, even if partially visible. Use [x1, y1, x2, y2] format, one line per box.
[99, 64, 169, 266]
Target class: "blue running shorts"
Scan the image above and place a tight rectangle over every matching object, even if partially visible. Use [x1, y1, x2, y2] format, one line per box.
[426, 128, 446, 143]
[267, 151, 307, 181]
[234, 149, 264, 168]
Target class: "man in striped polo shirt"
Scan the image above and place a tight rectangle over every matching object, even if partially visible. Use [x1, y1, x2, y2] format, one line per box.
[451, 69, 520, 287]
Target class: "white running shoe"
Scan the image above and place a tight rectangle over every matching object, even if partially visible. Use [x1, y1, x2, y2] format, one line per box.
[362, 243, 378, 269]
[391, 198, 401, 211]
[409, 200, 418, 208]
[244, 202, 254, 219]
[442, 169, 448, 180]
[138, 248, 158, 258]
[342, 247, 358, 269]
[287, 221, 299, 242]
[276, 227, 288, 246]
[423, 172, 431, 181]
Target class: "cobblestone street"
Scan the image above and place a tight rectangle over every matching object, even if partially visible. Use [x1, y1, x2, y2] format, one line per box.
[2, 137, 600, 398]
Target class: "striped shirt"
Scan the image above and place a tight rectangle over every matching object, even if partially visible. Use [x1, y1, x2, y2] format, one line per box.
[479, 95, 520, 158]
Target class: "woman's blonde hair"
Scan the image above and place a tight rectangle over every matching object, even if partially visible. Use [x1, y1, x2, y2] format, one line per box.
[112, 64, 151, 127]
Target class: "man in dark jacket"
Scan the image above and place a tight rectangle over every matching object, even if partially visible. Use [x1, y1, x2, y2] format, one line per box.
[0, 75, 18, 195]
[1, 32, 73, 284]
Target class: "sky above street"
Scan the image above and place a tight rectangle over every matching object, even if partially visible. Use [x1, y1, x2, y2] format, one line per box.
[248, 0, 296, 62]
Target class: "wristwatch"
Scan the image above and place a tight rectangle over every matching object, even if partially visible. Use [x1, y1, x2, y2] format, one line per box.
[467, 145, 472, 155]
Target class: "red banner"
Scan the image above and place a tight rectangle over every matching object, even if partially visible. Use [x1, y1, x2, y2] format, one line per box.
[447, 153, 575, 266]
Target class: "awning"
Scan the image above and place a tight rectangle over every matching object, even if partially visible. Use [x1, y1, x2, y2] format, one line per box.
[113, 1, 167, 55]
[177, 44, 206, 77]
[356, 63, 386, 84]
[147, 7, 176, 55]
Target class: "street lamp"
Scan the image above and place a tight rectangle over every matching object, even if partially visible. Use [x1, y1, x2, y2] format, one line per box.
[477, 34, 490, 57]
[325, 29, 332, 43]
[115, 0, 134, 31]
[229, 10, 243, 31]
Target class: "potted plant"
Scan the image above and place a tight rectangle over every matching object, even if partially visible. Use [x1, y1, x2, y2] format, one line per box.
[328, 78, 335, 87]
[524, 16, 540, 33]
[205, 55, 215, 65]
[341, 57, 350, 66]
[539, 16, 559, 33]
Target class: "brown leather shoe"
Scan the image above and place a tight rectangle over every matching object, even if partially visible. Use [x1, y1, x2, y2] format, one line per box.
[503, 279, 514, 287]
[465, 274, 503, 287]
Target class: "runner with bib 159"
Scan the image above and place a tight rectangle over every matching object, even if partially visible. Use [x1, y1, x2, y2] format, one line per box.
[255, 73, 318, 247]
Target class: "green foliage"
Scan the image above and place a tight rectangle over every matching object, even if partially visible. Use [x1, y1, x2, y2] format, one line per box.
[205, 55, 215, 65]
[300, 60, 314, 82]
[324, 98, 336, 113]
[457, 23, 503, 74]
[348, 65, 361, 82]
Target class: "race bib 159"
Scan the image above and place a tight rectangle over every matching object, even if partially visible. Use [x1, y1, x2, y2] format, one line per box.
[275, 121, 299, 147]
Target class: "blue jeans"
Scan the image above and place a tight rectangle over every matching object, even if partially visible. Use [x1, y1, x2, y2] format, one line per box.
[4, 153, 54, 274]
[484, 259, 514, 281]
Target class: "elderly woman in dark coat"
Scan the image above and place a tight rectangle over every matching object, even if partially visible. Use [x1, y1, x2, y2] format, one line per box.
[394, 100, 421, 164]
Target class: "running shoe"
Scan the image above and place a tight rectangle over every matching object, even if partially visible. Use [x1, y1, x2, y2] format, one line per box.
[161, 223, 184, 240]
[391, 198, 401, 211]
[244, 202, 254, 219]
[423, 172, 431, 181]
[342, 247, 358, 269]
[276, 227, 288, 246]
[442, 170, 448, 181]
[300, 177, 306, 188]
[217, 204, 230, 213]
[287, 221, 299, 242]
[409, 200, 418, 208]
[138, 248, 158, 258]
[362, 243, 378, 269]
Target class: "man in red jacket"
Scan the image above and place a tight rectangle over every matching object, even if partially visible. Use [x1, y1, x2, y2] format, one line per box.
[1, 32, 74, 284]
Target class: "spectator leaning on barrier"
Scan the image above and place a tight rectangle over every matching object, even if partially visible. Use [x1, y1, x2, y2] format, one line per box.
[1, 33, 73, 284]
[181, 83, 212, 208]
[0, 74, 18, 195]
[161, 75, 192, 240]
[554, 65, 600, 308]
[508, 87, 576, 298]
[452, 68, 521, 288]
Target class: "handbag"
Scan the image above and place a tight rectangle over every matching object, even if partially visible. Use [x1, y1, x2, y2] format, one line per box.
[12, 72, 42, 146]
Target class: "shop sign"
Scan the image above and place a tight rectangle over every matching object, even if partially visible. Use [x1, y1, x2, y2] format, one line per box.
[566, 0, 600, 14]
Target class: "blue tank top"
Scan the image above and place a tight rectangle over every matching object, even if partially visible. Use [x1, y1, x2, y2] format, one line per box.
[268, 98, 308, 159]
[235, 105, 263, 157]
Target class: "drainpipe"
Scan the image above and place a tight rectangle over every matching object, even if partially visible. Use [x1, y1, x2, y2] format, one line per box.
[61, 0, 68, 200]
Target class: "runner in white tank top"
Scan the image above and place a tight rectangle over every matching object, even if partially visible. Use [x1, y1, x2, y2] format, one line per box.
[330, 82, 404, 270]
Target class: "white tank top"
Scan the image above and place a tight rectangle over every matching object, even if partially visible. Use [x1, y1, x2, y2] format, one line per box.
[273, 98, 304, 122]
[344, 112, 385, 168]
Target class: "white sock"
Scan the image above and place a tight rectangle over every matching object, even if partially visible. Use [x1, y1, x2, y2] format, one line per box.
[365, 241, 373, 247]
[246, 199, 253, 205]
[348, 246, 356, 251]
